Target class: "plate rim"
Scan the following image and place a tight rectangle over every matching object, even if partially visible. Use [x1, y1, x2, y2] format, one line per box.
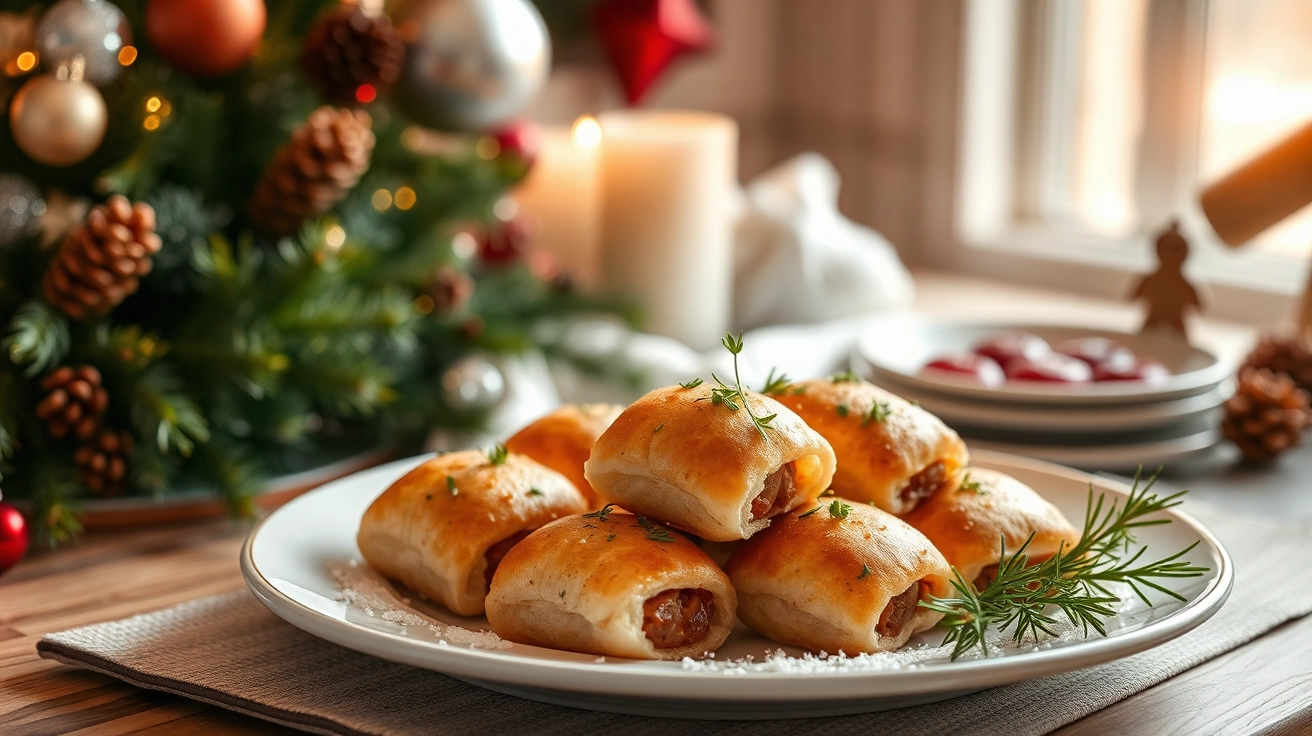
[240, 451, 1233, 703]
[855, 317, 1231, 405]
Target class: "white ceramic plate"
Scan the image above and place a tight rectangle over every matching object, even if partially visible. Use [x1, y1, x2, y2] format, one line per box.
[966, 430, 1222, 472]
[864, 375, 1232, 434]
[242, 451, 1231, 719]
[855, 317, 1230, 405]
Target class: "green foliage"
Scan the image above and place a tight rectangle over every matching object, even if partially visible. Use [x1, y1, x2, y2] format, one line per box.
[0, 0, 630, 544]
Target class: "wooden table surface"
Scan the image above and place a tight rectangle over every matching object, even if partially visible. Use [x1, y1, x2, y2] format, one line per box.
[3, 272, 1312, 735]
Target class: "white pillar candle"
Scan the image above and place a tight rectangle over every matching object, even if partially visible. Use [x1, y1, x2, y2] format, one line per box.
[513, 116, 603, 288]
[598, 110, 738, 351]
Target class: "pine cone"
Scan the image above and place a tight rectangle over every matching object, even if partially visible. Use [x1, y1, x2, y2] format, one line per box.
[74, 427, 134, 497]
[35, 366, 109, 440]
[1244, 330, 1312, 393]
[249, 106, 376, 238]
[43, 196, 162, 321]
[302, 6, 404, 104]
[429, 266, 474, 316]
[1221, 367, 1311, 462]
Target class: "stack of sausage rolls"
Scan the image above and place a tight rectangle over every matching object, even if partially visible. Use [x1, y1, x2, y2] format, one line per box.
[358, 374, 1080, 660]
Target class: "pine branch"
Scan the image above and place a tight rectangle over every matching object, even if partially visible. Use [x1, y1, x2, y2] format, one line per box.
[132, 367, 211, 456]
[4, 302, 70, 377]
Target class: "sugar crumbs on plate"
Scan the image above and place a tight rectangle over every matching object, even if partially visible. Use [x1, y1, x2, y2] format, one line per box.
[327, 560, 511, 650]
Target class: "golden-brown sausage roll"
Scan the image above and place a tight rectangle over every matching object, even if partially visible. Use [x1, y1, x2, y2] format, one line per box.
[770, 376, 968, 515]
[486, 510, 737, 660]
[902, 468, 1080, 589]
[584, 384, 837, 541]
[357, 449, 588, 616]
[725, 500, 951, 653]
[505, 403, 624, 507]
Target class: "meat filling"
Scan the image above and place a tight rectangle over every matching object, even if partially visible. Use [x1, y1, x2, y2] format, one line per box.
[750, 461, 797, 521]
[642, 588, 716, 649]
[899, 461, 948, 508]
[875, 581, 924, 638]
[483, 530, 532, 588]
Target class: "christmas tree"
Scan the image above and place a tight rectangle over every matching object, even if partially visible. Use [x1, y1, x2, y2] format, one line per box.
[0, 0, 626, 544]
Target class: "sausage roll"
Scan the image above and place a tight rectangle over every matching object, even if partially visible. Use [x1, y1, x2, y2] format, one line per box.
[584, 383, 837, 541]
[505, 403, 624, 507]
[486, 510, 737, 660]
[902, 468, 1080, 590]
[725, 500, 951, 653]
[770, 377, 968, 515]
[357, 450, 588, 616]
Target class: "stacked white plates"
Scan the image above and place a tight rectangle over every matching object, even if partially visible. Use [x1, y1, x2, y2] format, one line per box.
[851, 316, 1234, 470]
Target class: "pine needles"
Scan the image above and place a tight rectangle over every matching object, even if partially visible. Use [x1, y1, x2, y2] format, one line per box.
[920, 469, 1209, 660]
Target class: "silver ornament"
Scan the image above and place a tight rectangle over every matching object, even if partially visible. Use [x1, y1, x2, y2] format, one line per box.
[393, 0, 550, 132]
[35, 0, 131, 86]
[9, 73, 108, 167]
[441, 355, 506, 411]
[0, 174, 45, 248]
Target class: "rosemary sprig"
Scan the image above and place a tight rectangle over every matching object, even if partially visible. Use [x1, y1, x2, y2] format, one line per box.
[707, 332, 775, 439]
[829, 370, 860, 383]
[635, 514, 676, 543]
[759, 367, 791, 395]
[582, 503, 615, 522]
[959, 473, 984, 494]
[920, 469, 1209, 660]
[485, 444, 509, 465]
[679, 378, 704, 389]
[862, 401, 891, 426]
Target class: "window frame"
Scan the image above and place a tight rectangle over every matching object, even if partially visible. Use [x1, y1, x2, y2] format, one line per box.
[931, 0, 1302, 324]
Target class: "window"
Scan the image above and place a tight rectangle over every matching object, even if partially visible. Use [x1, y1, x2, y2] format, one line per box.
[956, 0, 1312, 308]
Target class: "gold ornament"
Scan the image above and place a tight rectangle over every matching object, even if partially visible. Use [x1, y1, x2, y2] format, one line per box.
[9, 63, 108, 167]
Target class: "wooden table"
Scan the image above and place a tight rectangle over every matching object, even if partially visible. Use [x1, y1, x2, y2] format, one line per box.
[3, 272, 1312, 735]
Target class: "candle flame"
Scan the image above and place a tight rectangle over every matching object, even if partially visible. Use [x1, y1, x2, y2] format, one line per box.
[572, 116, 602, 148]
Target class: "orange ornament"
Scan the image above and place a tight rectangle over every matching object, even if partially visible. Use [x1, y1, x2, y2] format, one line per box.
[145, 0, 266, 78]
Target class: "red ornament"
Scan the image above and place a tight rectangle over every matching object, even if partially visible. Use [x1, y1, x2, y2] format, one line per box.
[146, 0, 267, 78]
[922, 354, 1005, 387]
[477, 218, 528, 266]
[594, 0, 713, 105]
[0, 501, 29, 576]
[492, 120, 540, 177]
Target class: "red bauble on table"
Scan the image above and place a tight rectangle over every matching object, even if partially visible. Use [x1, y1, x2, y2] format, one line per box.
[0, 501, 29, 576]
[146, 0, 267, 78]
[593, 0, 713, 105]
[921, 353, 1006, 387]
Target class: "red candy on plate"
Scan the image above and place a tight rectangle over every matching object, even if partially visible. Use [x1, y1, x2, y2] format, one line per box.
[973, 332, 1050, 365]
[1093, 353, 1171, 384]
[1003, 353, 1093, 383]
[1054, 337, 1133, 367]
[921, 353, 1006, 387]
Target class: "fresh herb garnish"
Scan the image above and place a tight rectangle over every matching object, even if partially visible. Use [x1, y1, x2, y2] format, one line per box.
[920, 469, 1209, 660]
[836, 403, 850, 418]
[654, 423, 664, 433]
[679, 377, 704, 389]
[582, 503, 615, 522]
[528, 487, 543, 496]
[862, 401, 891, 425]
[829, 370, 860, 383]
[708, 332, 775, 439]
[606, 533, 616, 542]
[858, 564, 873, 580]
[959, 473, 984, 494]
[485, 444, 509, 465]
[828, 499, 852, 519]
[446, 476, 458, 496]
[759, 367, 791, 395]
[635, 514, 675, 543]
[792, 385, 807, 395]
[798, 505, 823, 519]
